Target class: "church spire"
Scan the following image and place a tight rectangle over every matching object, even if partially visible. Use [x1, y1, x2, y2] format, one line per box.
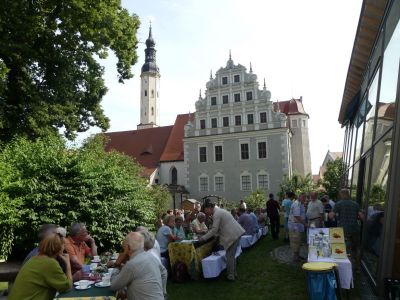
[141, 24, 159, 74]
[249, 62, 253, 73]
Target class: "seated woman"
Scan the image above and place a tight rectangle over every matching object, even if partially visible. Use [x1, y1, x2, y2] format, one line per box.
[156, 214, 179, 258]
[9, 233, 72, 300]
[174, 216, 186, 240]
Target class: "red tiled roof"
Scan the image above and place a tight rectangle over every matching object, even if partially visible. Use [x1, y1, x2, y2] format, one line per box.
[377, 102, 395, 121]
[160, 114, 190, 162]
[104, 126, 173, 176]
[273, 98, 308, 116]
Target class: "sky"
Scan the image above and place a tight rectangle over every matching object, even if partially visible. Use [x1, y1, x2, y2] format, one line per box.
[83, 0, 364, 174]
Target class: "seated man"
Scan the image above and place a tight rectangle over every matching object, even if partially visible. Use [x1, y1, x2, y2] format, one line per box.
[237, 208, 256, 235]
[64, 223, 97, 275]
[111, 232, 167, 300]
[191, 212, 208, 236]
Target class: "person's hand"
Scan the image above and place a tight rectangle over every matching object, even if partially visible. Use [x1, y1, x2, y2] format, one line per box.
[59, 253, 70, 265]
[85, 235, 95, 244]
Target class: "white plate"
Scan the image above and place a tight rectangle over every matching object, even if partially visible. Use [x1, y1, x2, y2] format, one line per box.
[95, 282, 111, 288]
[91, 259, 100, 263]
[74, 280, 95, 286]
[75, 285, 91, 290]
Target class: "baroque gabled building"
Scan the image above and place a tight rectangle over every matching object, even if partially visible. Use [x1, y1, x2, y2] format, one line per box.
[105, 27, 312, 204]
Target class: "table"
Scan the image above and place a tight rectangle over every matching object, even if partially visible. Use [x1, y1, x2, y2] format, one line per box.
[55, 285, 116, 299]
[201, 244, 242, 278]
[240, 227, 265, 249]
[168, 239, 214, 280]
[307, 254, 353, 289]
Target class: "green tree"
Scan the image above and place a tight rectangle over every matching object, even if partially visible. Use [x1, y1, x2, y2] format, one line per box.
[0, 0, 140, 142]
[245, 189, 267, 209]
[0, 134, 164, 259]
[279, 173, 315, 199]
[321, 158, 344, 200]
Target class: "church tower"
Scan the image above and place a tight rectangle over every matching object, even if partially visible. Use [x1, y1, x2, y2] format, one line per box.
[138, 25, 160, 130]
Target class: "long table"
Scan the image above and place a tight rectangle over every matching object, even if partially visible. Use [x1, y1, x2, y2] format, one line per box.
[168, 239, 215, 280]
[54, 285, 116, 299]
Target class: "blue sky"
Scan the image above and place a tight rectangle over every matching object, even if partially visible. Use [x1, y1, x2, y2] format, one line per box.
[85, 0, 363, 174]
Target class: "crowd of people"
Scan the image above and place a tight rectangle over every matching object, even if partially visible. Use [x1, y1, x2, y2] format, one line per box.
[8, 188, 368, 299]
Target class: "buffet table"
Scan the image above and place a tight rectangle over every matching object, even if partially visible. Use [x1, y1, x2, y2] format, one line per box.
[201, 244, 242, 278]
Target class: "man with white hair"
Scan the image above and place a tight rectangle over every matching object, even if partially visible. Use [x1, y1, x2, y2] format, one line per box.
[111, 232, 167, 300]
[191, 212, 208, 236]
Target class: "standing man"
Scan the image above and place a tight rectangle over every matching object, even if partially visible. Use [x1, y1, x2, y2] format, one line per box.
[111, 232, 167, 300]
[306, 191, 324, 228]
[330, 188, 362, 268]
[199, 202, 245, 281]
[64, 223, 98, 274]
[288, 193, 307, 262]
[281, 192, 294, 243]
[266, 193, 280, 240]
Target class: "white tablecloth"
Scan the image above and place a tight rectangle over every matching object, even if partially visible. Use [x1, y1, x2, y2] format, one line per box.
[307, 255, 353, 289]
[241, 227, 264, 249]
[201, 244, 242, 278]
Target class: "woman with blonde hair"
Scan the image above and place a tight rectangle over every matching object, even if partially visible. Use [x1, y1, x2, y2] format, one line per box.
[9, 233, 72, 300]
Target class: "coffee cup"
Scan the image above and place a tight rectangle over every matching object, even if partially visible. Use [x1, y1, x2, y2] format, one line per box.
[102, 273, 111, 285]
[93, 255, 100, 261]
[79, 280, 90, 289]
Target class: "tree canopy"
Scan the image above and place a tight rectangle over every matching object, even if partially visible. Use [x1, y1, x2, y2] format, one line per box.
[0, 134, 170, 260]
[0, 0, 140, 142]
[321, 158, 344, 200]
[279, 173, 315, 199]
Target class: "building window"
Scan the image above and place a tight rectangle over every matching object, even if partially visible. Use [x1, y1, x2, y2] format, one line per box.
[258, 141, 267, 159]
[222, 95, 229, 104]
[235, 115, 242, 126]
[200, 119, 206, 129]
[246, 91, 253, 100]
[199, 147, 207, 162]
[151, 90, 154, 97]
[215, 176, 224, 192]
[144, 90, 147, 96]
[215, 145, 223, 161]
[223, 117, 229, 127]
[234, 93, 241, 102]
[234, 74, 240, 83]
[222, 76, 228, 85]
[171, 167, 177, 185]
[151, 107, 154, 116]
[260, 112, 267, 123]
[211, 118, 217, 128]
[211, 97, 217, 106]
[291, 119, 298, 128]
[258, 174, 269, 189]
[199, 176, 209, 192]
[241, 175, 251, 191]
[302, 120, 306, 127]
[240, 143, 249, 160]
[247, 114, 254, 124]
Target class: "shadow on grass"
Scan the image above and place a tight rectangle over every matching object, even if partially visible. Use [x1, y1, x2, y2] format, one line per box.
[167, 236, 308, 300]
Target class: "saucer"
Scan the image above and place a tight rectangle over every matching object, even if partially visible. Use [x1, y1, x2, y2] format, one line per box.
[95, 282, 111, 288]
[74, 280, 95, 286]
[91, 259, 100, 263]
[75, 285, 91, 290]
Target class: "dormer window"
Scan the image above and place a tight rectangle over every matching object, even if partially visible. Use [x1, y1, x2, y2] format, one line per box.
[200, 119, 206, 129]
[234, 75, 240, 83]
[222, 77, 228, 85]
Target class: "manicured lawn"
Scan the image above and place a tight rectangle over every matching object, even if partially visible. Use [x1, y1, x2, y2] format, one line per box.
[167, 236, 309, 300]
[0, 282, 7, 293]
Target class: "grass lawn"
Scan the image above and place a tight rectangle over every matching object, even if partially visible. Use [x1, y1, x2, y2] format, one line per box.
[167, 236, 309, 300]
[0, 282, 7, 293]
